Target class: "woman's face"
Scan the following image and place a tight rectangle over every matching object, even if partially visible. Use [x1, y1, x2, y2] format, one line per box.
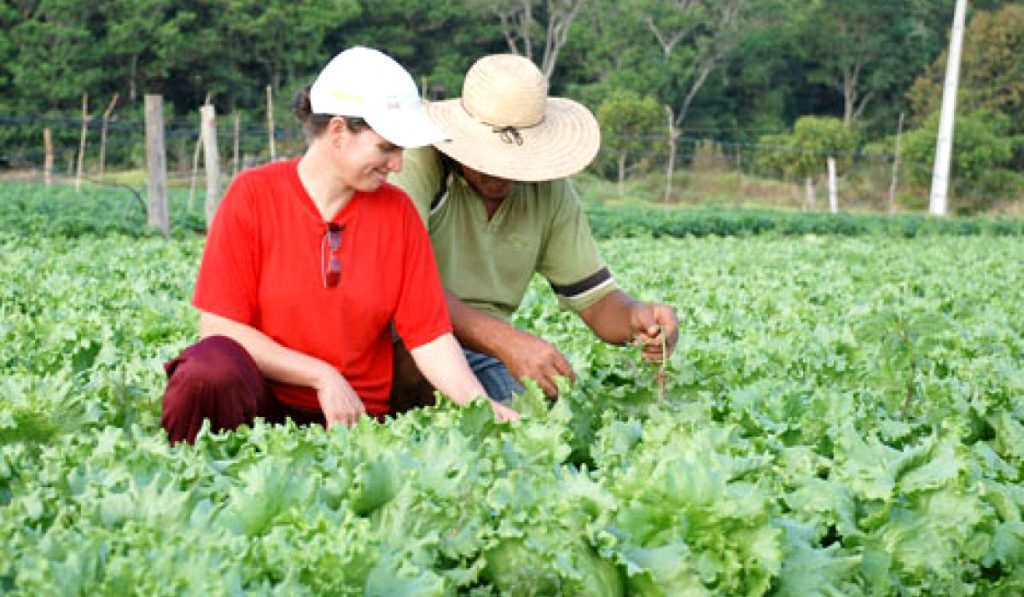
[330, 118, 403, 192]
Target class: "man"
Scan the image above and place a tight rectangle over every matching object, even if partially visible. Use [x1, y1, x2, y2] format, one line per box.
[389, 53, 679, 407]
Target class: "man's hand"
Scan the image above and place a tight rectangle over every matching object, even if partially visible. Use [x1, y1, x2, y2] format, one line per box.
[630, 302, 680, 362]
[314, 368, 366, 428]
[499, 328, 575, 397]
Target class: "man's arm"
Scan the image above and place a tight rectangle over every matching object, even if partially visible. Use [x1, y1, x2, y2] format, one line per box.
[579, 289, 680, 362]
[445, 290, 574, 397]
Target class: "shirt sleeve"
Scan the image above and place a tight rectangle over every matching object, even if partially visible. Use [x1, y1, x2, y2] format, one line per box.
[192, 173, 260, 324]
[392, 198, 452, 349]
[537, 180, 619, 312]
[390, 146, 444, 226]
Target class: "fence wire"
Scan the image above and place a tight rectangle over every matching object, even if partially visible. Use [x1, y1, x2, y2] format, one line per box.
[0, 111, 1015, 214]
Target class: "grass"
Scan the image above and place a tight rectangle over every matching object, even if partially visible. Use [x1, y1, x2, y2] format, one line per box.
[573, 165, 1024, 217]
[5, 162, 1023, 219]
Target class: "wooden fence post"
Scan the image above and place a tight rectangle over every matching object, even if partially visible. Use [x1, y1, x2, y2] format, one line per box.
[43, 128, 53, 186]
[663, 105, 679, 204]
[233, 113, 241, 178]
[76, 93, 89, 192]
[189, 93, 211, 212]
[201, 104, 221, 227]
[827, 156, 838, 213]
[144, 94, 170, 238]
[188, 129, 202, 212]
[888, 112, 905, 215]
[736, 145, 746, 196]
[99, 93, 119, 176]
[266, 84, 276, 161]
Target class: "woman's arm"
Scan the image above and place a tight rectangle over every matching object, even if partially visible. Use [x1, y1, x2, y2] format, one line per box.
[199, 311, 366, 427]
[409, 332, 520, 422]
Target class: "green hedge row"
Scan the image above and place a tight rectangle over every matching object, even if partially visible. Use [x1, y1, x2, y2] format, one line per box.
[586, 205, 1024, 239]
[0, 182, 205, 239]
[2, 181, 1022, 240]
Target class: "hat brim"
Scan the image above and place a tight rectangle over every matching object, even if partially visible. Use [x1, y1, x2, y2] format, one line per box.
[366, 108, 449, 149]
[426, 98, 600, 182]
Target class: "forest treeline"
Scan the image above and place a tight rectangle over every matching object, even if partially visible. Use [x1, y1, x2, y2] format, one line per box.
[1, 0, 1022, 211]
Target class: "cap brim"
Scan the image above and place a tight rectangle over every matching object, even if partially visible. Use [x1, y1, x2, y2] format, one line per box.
[425, 98, 600, 182]
[365, 109, 449, 148]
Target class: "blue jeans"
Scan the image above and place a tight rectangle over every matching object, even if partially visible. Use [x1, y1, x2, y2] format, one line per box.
[463, 349, 523, 402]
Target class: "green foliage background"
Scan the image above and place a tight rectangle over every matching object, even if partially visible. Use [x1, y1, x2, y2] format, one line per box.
[2, 0, 1023, 206]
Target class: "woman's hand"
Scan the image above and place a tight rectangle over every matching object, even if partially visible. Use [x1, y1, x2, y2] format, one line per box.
[490, 399, 521, 422]
[314, 368, 366, 428]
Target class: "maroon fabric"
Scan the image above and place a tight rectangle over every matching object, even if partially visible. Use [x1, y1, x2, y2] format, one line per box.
[161, 335, 325, 444]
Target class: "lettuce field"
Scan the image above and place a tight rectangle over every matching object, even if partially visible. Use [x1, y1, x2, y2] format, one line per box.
[2, 184, 1024, 595]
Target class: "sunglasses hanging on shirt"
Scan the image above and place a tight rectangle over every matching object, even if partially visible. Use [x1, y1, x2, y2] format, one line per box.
[321, 223, 343, 288]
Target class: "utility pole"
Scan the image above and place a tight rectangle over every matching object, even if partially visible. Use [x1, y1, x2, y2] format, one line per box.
[929, 0, 967, 216]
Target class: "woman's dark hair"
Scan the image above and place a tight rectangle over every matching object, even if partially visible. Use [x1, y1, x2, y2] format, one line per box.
[294, 85, 369, 140]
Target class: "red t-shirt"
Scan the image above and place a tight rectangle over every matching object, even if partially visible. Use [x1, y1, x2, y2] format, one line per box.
[193, 158, 451, 415]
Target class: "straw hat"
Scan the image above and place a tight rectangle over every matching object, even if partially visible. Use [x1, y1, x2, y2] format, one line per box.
[426, 54, 600, 182]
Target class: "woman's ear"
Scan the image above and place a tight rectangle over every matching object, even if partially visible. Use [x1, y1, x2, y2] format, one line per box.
[327, 116, 348, 145]
[328, 116, 347, 133]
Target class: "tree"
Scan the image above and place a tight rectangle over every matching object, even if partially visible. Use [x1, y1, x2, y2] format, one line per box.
[756, 116, 859, 207]
[330, 0, 502, 100]
[800, 0, 934, 126]
[595, 89, 662, 194]
[907, 4, 1024, 136]
[711, 0, 808, 136]
[571, 0, 759, 135]
[900, 110, 1019, 212]
[6, 0, 104, 110]
[0, 2, 15, 99]
[223, 0, 361, 93]
[639, 0, 753, 131]
[97, 0, 199, 103]
[464, 0, 589, 81]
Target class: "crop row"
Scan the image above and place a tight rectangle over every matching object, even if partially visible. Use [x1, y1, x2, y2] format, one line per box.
[1, 231, 1023, 594]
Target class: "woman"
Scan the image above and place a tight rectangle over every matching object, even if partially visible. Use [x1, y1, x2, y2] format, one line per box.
[162, 46, 518, 444]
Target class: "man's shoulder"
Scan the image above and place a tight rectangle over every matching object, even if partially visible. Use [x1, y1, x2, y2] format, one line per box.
[531, 177, 573, 197]
[402, 145, 441, 163]
[395, 146, 443, 182]
[391, 146, 444, 216]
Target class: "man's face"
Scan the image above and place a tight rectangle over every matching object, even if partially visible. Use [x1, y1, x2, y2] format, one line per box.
[460, 164, 516, 202]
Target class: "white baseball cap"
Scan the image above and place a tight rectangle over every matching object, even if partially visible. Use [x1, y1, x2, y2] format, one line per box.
[309, 46, 449, 148]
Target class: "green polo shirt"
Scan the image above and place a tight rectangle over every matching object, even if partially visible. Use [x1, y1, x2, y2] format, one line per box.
[390, 146, 617, 320]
